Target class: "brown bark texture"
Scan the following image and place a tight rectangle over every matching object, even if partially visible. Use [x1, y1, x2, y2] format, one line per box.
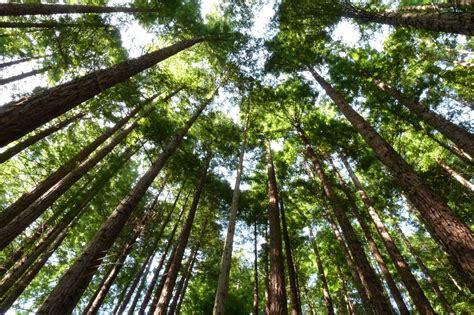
[295, 123, 392, 314]
[0, 3, 161, 16]
[372, 78, 474, 157]
[309, 67, 474, 285]
[36, 99, 208, 315]
[154, 153, 211, 314]
[0, 37, 205, 147]
[344, 8, 474, 35]
[265, 141, 288, 315]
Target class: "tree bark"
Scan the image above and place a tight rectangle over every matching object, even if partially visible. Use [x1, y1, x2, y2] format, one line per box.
[395, 225, 456, 314]
[252, 222, 259, 315]
[0, 94, 155, 227]
[83, 214, 148, 315]
[309, 67, 474, 284]
[437, 160, 474, 193]
[331, 165, 411, 315]
[0, 67, 50, 86]
[0, 37, 206, 147]
[263, 225, 271, 315]
[213, 120, 248, 315]
[0, 112, 84, 164]
[309, 228, 334, 315]
[137, 191, 189, 315]
[327, 216, 372, 312]
[0, 21, 106, 28]
[154, 153, 211, 314]
[174, 251, 196, 315]
[0, 116, 140, 249]
[371, 78, 474, 157]
[295, 123, 392, 314]
[341, 156, 462, 312]
[279, 195, 302, 315]
[343, 7, 474, 35]
[0, 56, 40, 69]
[37, 99, 209, 315]
[336, 265, 355, 315]
[0, 3, 161, 16]
[265, 140, 288, 315]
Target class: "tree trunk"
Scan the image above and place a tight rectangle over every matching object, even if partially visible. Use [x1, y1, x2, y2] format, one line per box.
[0, 112, 84, 164]
[0, 3, 162, 16]
[295, 123, 392, 314]
[137, 191, 189, 315]
[265, 140, 288, 315]
[0, 56, 41, 69]
[263, 225, 271, 315]
[0, 21, 106, 28]
[309, 228, 334, 315]
[252, 222, 259, 315]
[0, 147, 134, 278]
[213, 120, 248, 315]
[0, 93, 155, 227]
[154, 152, 211, 314]
[37, 99, 209, 315]
[309, 67, 474, 284]
[0, 67, 50, 86]
[342, 156, 460, 312]
[279, 195, 302, 315]
[0, 116, 140, 249]
[395, 225, 456, 314]
[0, 37, 205, 147]
[169, 244, 199, 314]
[437, 160, 474, 193]
[83, 215, 147, 315]
[175, 252, 196, 315]
[331, 165, 411, 315]
[343, 8, 474, 35]
[327, 216, 372, 312]
[371, 78, 474, 157]
[336, 265, 355, 315]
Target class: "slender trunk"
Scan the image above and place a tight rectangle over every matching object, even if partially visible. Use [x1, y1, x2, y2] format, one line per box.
[37, 100, 209, 315]
[295, 123, 392, 314]
[342, 157, 459, 312]
[437, 160, 474, 192]
[252, 222, 259, 315]
[265, 140, 288, 315]
[0, 56, 41, 69]
[343, 8, 474, 35]
[371, 78, 474, 157]
[154, 153, 211, 314]
[0, 112, 84, 164]
[279, 196, 301, 315]
[0, 147, 133, 277]
[0, 21, 106, 28]
[118, 250, 156, 315]
[83, 216, 147, 315]
[0, 94, 154, 227]
[0, 67, 50, 86]
[168, 245, 199, 314]
[264, 226, 271, 315]
[0, 3, 162, 16]
[336, 265, 355, 315]
[309, 67, 474, 284]
[330, 163, 411, 315]
[309, 228, 334, 315]
[137, 192, 189, 315]
[0, 222, 69, 313]
[213, 120, 248, 315]
[426, 132, 473, 164]
[175, 252, 196, 315]
[327, 216, 372, 312]
[0, 115, 140, 249]
[0, 37, 205, 146]
[395, 225, 456, 314]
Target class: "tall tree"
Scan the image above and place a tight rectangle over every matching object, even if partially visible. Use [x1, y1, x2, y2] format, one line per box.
[265, 140, 288, 315]
[0, 37, 205, 146]
[37, 97, 211, 314]
[308, 67, 474, 283]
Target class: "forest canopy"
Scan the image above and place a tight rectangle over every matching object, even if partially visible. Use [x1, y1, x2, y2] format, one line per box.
[0, 0, 473, 314]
